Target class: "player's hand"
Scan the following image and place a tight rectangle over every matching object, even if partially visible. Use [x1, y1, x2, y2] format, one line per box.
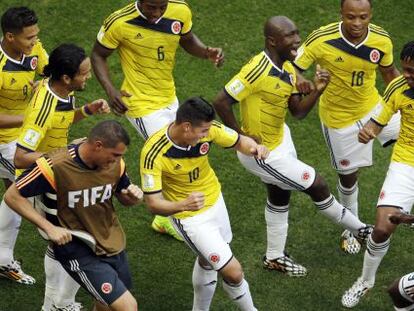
[358, 122, 378, 144]
[296, 74, 314, 95]
[389, 213, 414, 225]
[206, 47, 224, 68]
[121, 184, 144, 201]
[183, 192, 205, 211]
[108, 89, 130, 115]
[87, 99, 111, 115]
[251, 144, 269, 160]
[29, 80, 40, 95]
[46, 226, 72, 245]
[313, 64, 330, 92]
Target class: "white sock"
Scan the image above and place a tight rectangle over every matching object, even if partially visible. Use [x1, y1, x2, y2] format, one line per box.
[43, 246, 60, 311]
[265, 201, 289, 259]
[54, 265, 80, 308]
[314, 194, 365, 232]
[361, 235, 390, 285]
[192, 260, 217, 311]
[222, 279, 257, 311]
[0, 199, 21, 265]
[338, 181, 359, 216]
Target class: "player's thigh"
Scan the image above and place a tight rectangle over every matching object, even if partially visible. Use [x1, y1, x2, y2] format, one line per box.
[109, 290, 137, 311]
[237, 146, 315, 191]
[0, 141, 16, 182]
[126, 99, 178, 139]
[54, 240, 130, 306]
[321, 122, 373, 172]
[376, 106, 400, 146]
[171, 202, 233, 270]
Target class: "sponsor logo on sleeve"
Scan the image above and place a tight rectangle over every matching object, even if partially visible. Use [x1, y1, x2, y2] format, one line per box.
[228, 79, 245, 96]
[143, 174, 155, 189]
[23, 129, 41, 147]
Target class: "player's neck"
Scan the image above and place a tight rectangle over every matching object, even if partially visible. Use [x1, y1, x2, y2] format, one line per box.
[265, 48, 284, 68]
[49, 81, 71, 99]
[168, 124, 188, 147]
[341, 24, 368, 45]
[77, 142, 97, 170]
[0, 41, 23, 61]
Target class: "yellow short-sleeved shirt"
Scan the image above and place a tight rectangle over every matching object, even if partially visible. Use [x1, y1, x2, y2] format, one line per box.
[294, 22, 394, 128]
[97, 1, 192, 118]
[140, 121, 239, 218]
[0, 40, 48, 143]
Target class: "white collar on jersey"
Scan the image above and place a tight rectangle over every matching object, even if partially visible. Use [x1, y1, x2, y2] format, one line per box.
[0, 38, 26, 65]
[46, 80, 71, 103]
[263, 50, 284, 73]
[165, 124, 192, 151]
[135, 1, 164, 25]
[338, 21, 370, 49]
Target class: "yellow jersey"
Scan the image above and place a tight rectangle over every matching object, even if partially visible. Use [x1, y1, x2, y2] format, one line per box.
[140, 121, 239, 218]
[224, 51, 298, 150]
[294, 22, 394, 128]
[97, 1, 192, 118]
[16, 79, 75, 154]
[373, 76, 414, 166]
[0, 40, 48, 143]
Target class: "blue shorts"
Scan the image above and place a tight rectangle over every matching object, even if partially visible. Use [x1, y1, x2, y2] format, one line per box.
[53, 238, 132, 306]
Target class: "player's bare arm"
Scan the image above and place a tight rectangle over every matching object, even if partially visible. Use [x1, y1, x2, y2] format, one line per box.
[14, 147, 43, 169]
[235, 135, 269, 160]
[91, 42, 129, 115]
[213, 91, 261, 143]
[116, 184, 144, 206]
[4, 184, 72, 245]
[0, 114, 23, 129]
[288, 65, 330, 119]
[379, 64, 400, 85]
[389, 212, 414, 225]
[145, 191, 205, 216]
[179, 31, 224, 67]
[294, 68, 315, 95]
[73, 99, 110, 122]
[358, 120, 383, 143]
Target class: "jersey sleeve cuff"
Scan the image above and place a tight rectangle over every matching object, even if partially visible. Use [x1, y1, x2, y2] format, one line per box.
[143, 190, 162, 195]
[16, 143, 36, 153]
[223, 88, 238, 103]
[370, 118, 386, 127]
[95, 39, 116, 51]
[225, 134, 240, 149]
[292, 62, 306, 72]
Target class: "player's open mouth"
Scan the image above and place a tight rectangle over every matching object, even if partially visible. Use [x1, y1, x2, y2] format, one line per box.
[291, 48, 298, 57]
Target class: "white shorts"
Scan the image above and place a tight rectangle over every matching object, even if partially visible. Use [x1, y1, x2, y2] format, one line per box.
[322, 103, 400, 173]
[377, 162, 414, 213]
[0, 141, 16, 181]
[398, 272, 414, 303]
[171, 193, 233, 271]
[237, 124, 316, 191]
[127, 99, 179, 140]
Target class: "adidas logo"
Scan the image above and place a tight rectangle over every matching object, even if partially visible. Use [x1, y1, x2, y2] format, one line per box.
[275, 83, 280, 89]
[174, 164, 181, 170]
[335, 56, 344, 62]
[136, 33, 143, 39]
[10, 78, 16, 85]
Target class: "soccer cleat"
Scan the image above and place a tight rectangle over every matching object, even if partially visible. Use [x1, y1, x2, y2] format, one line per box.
[151, 215, 183, 241]
[356, 225, 374, 244]
[0, 260, 35, 285]
[263, 253, 307, 277]
[340, 229, 361, 254]
[51, 302, 84, 311]
[341, 276, 374, 308]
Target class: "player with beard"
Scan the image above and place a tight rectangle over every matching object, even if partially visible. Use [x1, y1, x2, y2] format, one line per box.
[214, 16, 372, 277]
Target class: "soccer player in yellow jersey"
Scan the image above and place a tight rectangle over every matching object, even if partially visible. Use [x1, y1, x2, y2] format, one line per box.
[141, 97, 268, 311]
[214, 16, 373, 277]
[92, 0, 224, 240]
[342, 42, 414, 308]
[0, 6, 48, 286]
[293, 0, 401, 251]
[14, 44, 109, 311]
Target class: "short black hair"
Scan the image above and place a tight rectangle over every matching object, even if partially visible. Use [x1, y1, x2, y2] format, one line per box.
[43, 44, 87, 81]
[1, 7, 38, 35]
[88, 120, 130, 148]
[341, 0, 372, 8]
[400, 41, 414, 62]
[176, 97, 216, 126]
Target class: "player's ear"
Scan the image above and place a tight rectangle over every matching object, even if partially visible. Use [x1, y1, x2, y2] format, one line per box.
[4, 32, 14, 42]
[62, 74, 71, 86]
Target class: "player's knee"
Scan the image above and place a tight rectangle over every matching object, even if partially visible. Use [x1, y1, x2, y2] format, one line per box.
[110, 290, 137, 311]
[372, 226, 392, 243]
[306, 174, 330, 201]
[220, 258, 244, 284]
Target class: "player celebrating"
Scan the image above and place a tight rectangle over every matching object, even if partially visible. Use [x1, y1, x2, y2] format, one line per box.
[14, 43, 110, 311]
[141, 97, 266, 310]
[293, 0, 400, 252]
[5, 120, 142, 311]
[0, 6, 48, 286]
[91, 0, 224, 240]
[342, 42, 414, 308]
[213, 16, 372, 277]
